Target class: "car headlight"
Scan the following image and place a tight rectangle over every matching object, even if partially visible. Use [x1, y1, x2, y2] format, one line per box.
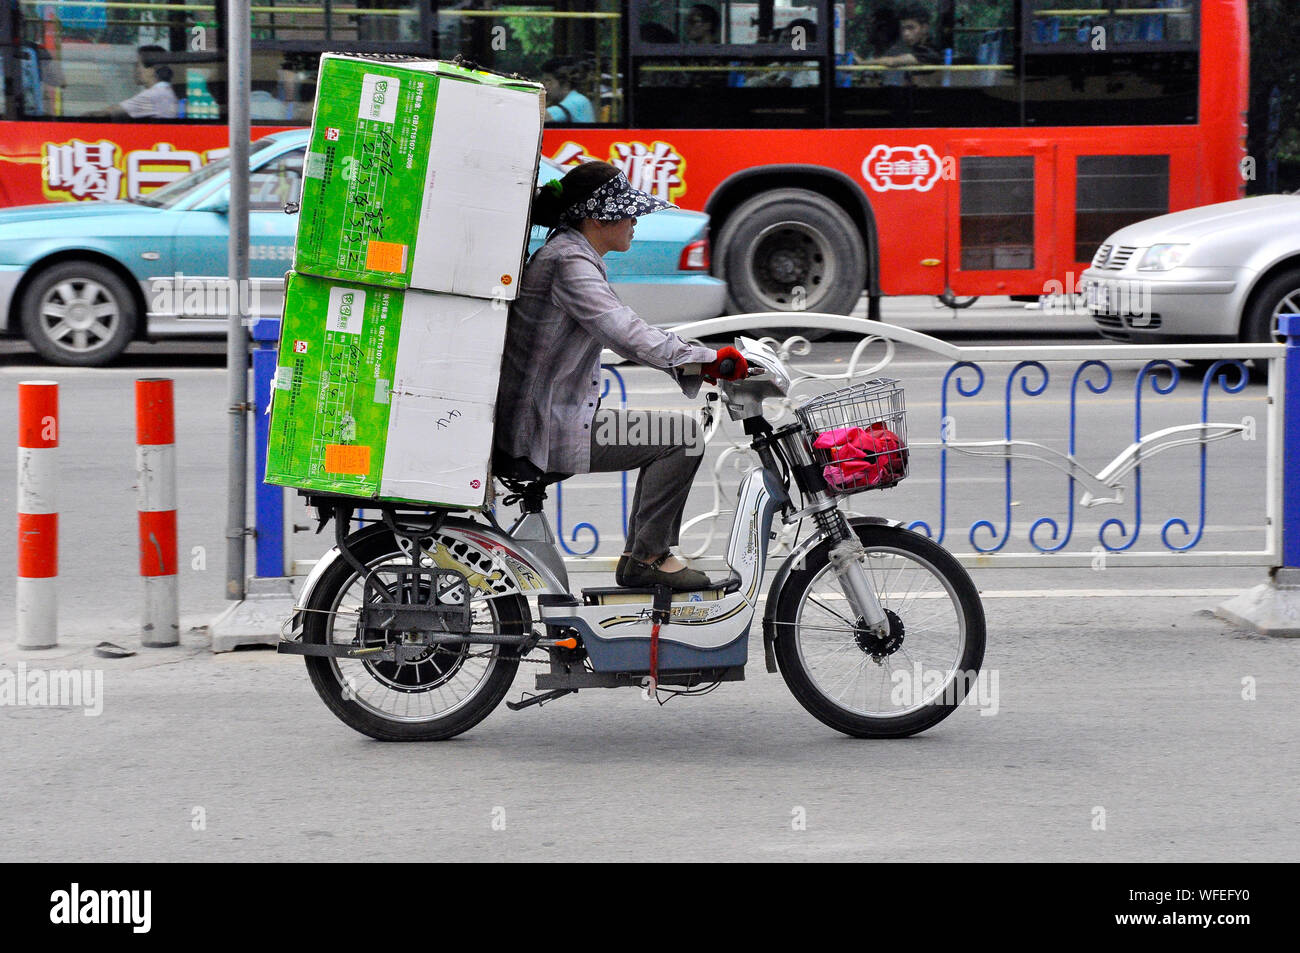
[1138, 244, 1191, 271]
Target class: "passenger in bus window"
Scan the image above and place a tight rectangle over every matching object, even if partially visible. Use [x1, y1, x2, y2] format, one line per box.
[91, 46, 178, 120]
[684, 4, 720, 43]
[872, 2, 941, 67]
[860, 2, 941, 87]
[542, 58, 595, 123]
[747, 19, 820, 88]
[868, 5, 901, 57]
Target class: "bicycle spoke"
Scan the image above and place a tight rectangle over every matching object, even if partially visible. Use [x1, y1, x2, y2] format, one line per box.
[793, 541, 969, 718]
[325, 553, 502, 724]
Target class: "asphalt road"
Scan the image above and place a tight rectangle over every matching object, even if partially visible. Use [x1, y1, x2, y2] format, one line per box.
[1, 297, 1295, 862]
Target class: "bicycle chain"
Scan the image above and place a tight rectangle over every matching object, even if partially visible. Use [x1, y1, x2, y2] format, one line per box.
[290, 606, 559, 666]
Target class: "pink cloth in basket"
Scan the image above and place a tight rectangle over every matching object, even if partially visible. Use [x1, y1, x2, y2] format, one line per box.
[811, 424, 905, 490]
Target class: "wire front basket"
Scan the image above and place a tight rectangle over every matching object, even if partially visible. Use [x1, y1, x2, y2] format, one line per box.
[793, 378, 909, 495]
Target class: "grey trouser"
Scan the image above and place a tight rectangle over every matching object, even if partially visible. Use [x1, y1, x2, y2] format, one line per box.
[587, 409, 704, 562]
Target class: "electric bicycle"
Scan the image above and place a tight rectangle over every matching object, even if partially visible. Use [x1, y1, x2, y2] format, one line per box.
[278, 336, 986, 739]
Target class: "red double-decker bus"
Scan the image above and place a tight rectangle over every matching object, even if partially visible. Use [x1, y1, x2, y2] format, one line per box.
[0, 1, 1247, 316]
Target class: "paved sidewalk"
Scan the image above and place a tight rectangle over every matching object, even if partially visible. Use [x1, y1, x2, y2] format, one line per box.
[1, 587, 1296, 862]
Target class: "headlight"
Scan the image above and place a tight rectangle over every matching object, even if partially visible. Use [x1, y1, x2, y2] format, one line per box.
[1138, 244, 1191, 271]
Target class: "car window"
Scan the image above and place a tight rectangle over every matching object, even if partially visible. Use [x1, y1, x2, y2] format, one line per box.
[250, 148, 305, 211]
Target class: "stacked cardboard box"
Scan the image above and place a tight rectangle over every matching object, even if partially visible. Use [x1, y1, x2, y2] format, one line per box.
[264, 54, 544, 508]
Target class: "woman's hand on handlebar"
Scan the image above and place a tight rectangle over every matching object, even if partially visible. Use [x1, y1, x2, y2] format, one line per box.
[702, 346, 749, 383]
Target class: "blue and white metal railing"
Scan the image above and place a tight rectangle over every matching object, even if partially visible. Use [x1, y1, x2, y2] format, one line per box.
[246, 311, 1294, 578]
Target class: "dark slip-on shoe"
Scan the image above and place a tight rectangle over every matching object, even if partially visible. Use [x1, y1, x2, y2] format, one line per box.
[621, 555, 712, 592]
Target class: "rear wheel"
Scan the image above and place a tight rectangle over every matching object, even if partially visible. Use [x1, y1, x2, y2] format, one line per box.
[773, 523, 986, 738]
[716, 188, 867, 340]
[302, 529, 525, 741]
[20, 260, 136, 366]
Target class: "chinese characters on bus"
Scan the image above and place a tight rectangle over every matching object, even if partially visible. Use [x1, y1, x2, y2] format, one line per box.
[550, 140, 687, 204]
[42, 139, 229, 201]
[861, 144, 944, 192]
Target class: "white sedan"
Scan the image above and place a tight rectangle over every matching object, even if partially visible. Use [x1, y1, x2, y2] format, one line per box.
[1081, 194, 1300, 344]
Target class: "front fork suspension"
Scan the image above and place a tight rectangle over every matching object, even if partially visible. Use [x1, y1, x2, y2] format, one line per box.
[815, 509, 889, 638]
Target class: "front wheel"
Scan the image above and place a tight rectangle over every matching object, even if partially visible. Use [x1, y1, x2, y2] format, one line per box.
[1241, 265, 1300, 360]
[301, 529, 525, 741]
[773, 523, 986, 738]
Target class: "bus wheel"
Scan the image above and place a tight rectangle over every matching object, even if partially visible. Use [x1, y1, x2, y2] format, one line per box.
[717, 189, 867, 335]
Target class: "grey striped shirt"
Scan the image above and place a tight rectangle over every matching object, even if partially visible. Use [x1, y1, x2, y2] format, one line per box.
[494, 228, 716, 474]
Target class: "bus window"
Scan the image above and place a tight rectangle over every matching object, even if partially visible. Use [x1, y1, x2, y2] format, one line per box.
[252, 0, 423, 44]
[832, 1, 1019, 128]
[1023, 0, 1199, 125]
[1075, 154, 1169, 262]
[960, 155, 1035, 271]
[249, 51, 318, 124]
[434, 1, 625, 124]
[14, 1, 216, 120]
[630, 1, 827, 128]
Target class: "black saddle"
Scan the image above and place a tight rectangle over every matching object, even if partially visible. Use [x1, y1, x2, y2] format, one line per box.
[493, 453, 571, 512]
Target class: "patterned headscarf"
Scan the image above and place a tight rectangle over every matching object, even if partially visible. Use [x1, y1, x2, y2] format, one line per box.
[556, 170, 675, 224]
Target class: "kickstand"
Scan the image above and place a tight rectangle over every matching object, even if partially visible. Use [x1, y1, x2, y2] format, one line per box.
[506, 688, 576, 711]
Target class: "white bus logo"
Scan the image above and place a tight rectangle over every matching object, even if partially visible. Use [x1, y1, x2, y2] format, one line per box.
[862, 144, 943, 193]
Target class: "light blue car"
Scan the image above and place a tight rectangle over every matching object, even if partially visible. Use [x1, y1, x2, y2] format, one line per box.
[0, 129, 726, 366]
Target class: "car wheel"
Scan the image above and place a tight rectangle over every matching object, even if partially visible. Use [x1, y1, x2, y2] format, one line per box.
[1241, 266, 1300, 345]
[716, 188, 867, 340]
[20, 261, 137, 366]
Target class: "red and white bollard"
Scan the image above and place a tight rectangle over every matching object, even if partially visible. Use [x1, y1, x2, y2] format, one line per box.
[136, 378, 179, 647]
[17, 381, 58, 649]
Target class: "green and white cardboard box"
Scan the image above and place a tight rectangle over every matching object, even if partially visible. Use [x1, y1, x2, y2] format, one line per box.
[295, 54, 545, 301]
[265, 271, 508, 508]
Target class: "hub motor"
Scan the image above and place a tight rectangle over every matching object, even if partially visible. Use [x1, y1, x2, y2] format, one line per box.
[855, 608, 904, 658]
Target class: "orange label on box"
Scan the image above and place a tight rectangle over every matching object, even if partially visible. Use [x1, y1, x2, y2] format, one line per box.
[324, 444, 371, 475]
[365, 240, 408, 274]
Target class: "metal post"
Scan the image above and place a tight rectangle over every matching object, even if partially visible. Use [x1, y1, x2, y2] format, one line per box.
[1217, 313, 1300, 635]
[224, 0, 252, 600]
[136, 378, 180, 646]
[16, 381, 58, 649]
[251, 317, 285, 578]
[1282, 315, 1300, 569]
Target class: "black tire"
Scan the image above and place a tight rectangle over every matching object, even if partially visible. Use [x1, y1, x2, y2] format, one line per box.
[1241, 265, 1300, 345]
[715, 188, 867, 338]
[302, 529, 525, 741]
[773, 523, 986, 738]
[20, 260, 137, 366]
